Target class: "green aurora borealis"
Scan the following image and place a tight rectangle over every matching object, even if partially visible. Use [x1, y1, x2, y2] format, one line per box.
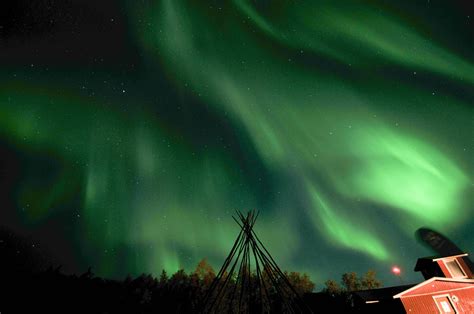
[0, 0, 472, 287]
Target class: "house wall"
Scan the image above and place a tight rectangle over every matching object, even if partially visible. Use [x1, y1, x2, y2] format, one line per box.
[400, 286, 474, 313]
[458, 258, 474, 278]
[452, 289, 474, 313]
[436, 257, 473, 279]
[437, 260, 452, 278]
[401, 295, 442, 313]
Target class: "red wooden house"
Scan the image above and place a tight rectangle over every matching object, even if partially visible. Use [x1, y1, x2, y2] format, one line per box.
[392, 253, 474, 313]
[413, 253, 473, 280]
[393, 277, 474, 313]
[349, 253, 474, 313]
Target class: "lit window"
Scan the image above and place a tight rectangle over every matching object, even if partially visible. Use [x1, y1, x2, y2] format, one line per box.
[440, 301, 452, 313]
[433, 295, 457, 314]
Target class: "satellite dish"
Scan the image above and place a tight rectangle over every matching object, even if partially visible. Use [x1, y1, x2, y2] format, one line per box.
[416, 227, 463, 256]
[416, 227, 474, 272]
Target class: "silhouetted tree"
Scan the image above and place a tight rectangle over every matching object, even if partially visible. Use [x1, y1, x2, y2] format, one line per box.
[342, 272, 361, 292]
[323, 279, 343, 296]
[320, 269, 384, 312]
[159, 269, 168, 286]
[285, 271, 315, 295]
[193, 258, 215, 287]
[360, 269, 382, 289]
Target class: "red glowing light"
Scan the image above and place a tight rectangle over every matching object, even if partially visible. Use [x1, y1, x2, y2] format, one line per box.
[392, 266, 401, 275]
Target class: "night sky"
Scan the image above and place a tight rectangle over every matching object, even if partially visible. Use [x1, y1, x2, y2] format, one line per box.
[0, 0, 473, 288]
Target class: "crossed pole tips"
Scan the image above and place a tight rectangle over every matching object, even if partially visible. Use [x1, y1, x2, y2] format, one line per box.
[200, 210, 313, 313]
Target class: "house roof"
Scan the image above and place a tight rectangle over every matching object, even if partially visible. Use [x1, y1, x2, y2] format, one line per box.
[431, 253, 468, 261]
[414, 253, 469, 271]
[352, 284, 416, 303]
[393, 277, 474, 299]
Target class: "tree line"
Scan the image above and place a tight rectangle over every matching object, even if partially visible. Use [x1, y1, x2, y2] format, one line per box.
[0, 228, 383, 313]
[1, 255, 382, 313]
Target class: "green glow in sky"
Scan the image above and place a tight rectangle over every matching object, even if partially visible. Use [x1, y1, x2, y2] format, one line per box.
[0, 0, 472, 286]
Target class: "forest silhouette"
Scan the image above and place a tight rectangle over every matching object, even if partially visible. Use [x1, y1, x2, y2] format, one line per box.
[0, 226, 384, 313]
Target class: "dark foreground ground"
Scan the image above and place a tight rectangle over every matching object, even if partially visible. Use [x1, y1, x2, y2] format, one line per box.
[0, 227, 406, 313]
